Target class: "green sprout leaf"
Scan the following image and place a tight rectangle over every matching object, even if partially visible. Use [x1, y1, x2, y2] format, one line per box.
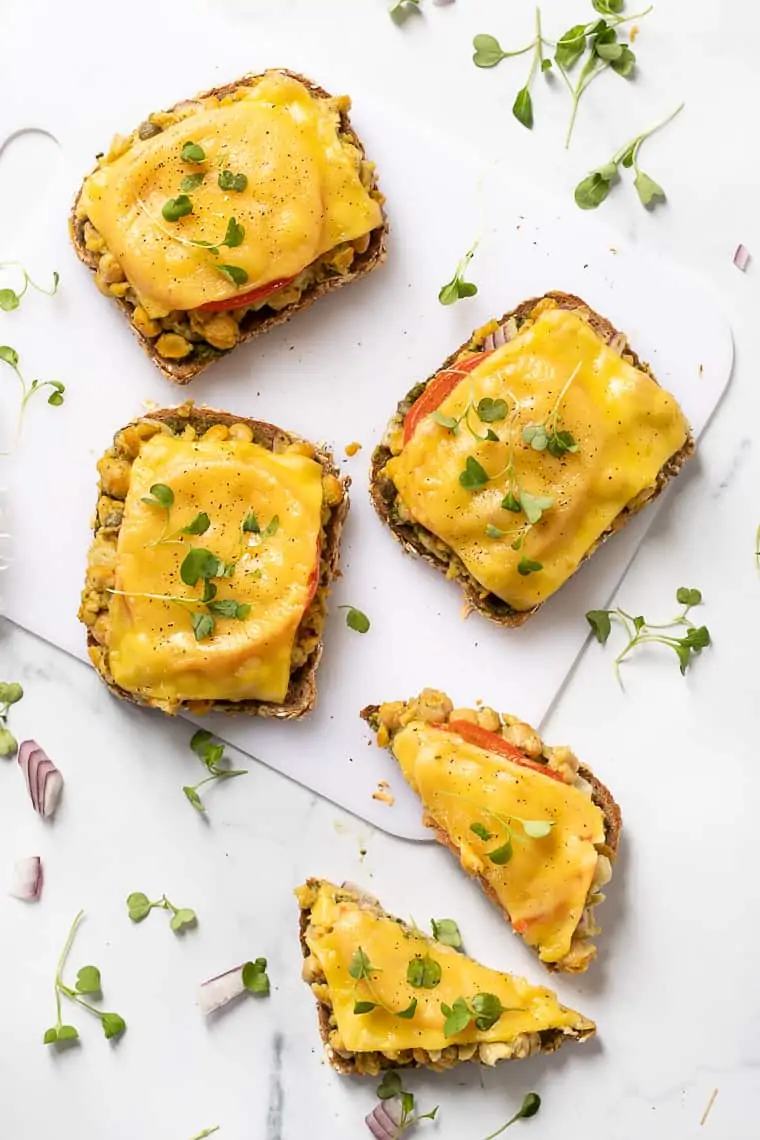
[0, 289, 20, 310]
[588, 584, 710, 679]
[512, 86, 534, 129]
[586, 609, 612, 644]
[487, 837, 514, 864]
[486, 524, 509, 540]
[501, 491, 521, 512]
[218, 170, 248, 192]
[183, 786, 205, 812]
[191, 612, 215, 641]
[634, 170, 666, 208]
[406, 954, 442, 989]
[555, 24, 587, 69]
[472, 33, 509, 68]
[521, 820, 554, 839]
[441, 996, 473, 1037]
[519, 490, 554, 525]
[397, 998, 418, 1020]
[476, 397, 508, 423]
[471, 992, 510, 1030]
[430, 918, 462, 949]
[354, 1000, 378, 1014]
[470, 821, 494, 841]
[483, 1092, 542, 1139]
[459, 456, 489, 490]
[242, 958, 270, 995]
[349, 947, 376, 981]
[181, 141, 206, 163]
[142, 483, 174, 510]
[517, 558, 543, 576]
[126, 892, 153, 922]
[217, 264, 249, 287]
[432, 411, 459, 430]
[575, 169, 617, 210]
[242, 511, 260, 533]
[180, 547, 223, 586]
[207, 600, 251, 620]
[101, 1012, 126, 1040]
[340, 606, 371, 634]
[676, 587, 702, 606]
[169, 908, 197, 933]
[181, 512, 211, 536]
[180, 173, 205, 192]
[439, 244, 479, 305]
[377, 1071, 403, 1100]
[547, 429, 579, 457]
[0, 727, 18, 756]
[222, 218, 245, 248]
[162, 195, 193, 222]
[75, 966, 102, 995]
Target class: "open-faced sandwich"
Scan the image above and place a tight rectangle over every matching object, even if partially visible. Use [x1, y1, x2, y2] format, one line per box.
[297, 879, 594, 1075]
[370, 292, 693, 625]
[78, 403, 348, 716]
[71, 69, 387, 383]
[362, 691, 621, 973]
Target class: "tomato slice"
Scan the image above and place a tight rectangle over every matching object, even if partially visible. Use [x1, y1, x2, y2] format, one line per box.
[441, 720, 566, 783]
[402, 350, 492, 444]
[198, 276, 295, 313]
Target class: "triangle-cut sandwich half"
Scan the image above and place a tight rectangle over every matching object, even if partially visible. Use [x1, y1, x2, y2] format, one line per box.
[362, 691, 622, 973]
[296, 878, 594, 1076]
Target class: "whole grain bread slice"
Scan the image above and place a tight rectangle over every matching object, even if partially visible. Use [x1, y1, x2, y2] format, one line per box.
[297, 878, 595, 1075]
[81, 403, 349, 718]
[361, 697, 622, 974]
[70, 69, 388, 384]
[370, 291, 695, 627]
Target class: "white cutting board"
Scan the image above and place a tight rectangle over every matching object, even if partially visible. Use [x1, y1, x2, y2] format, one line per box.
[0, 2, 732, 839]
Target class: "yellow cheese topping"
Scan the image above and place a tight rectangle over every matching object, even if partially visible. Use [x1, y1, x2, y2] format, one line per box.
[386, 308, 689, 610]
[303, 881, 589, 1052]
[391, 723, 606, 964]
[108, 434, 323, 705]
[80, 72, 383, 313]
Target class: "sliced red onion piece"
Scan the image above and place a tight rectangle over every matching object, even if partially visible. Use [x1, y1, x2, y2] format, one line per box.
[18, 741, 63, 819]
[734, 243, 750, 271]
[608, 332, 627, 355]
[197, 965, 246, 1015]
[366, 1099, 402, 1139]
[482, 316, 517, 353]
[9, 856, 43, 901]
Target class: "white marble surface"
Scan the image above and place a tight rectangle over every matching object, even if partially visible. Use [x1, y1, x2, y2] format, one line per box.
[1, 1, 760, 1138]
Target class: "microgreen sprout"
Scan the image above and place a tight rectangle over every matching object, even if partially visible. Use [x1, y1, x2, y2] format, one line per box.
[439, 242, 479, 305]
[242, 958, 271, 996]
[441, 992, 522, 1036]
[0, 262, 59, 311]
[349, 947, 417, 1020]
[575, 103, 685, 211]
[126, 892, 197, 932]
[0, 345, 65, 431]
[586, 586, 710, 681]
[43, 911, 126, 1046]
[374, 1071, 439, 1134]
[218, 170, 248, 192]
[190, 1129, 220, 1139]
[406, 953, 442, 989]
[430, 918, 462, 948]
[389, 0, 421, 22]
[521, 362, 581, 456]
[183, 729, 248, 813]
[0, 680, 23, 757]
[340, 605, 371, 633]
[440, 789, 554, 865]
[483, 1093, 542, 1139]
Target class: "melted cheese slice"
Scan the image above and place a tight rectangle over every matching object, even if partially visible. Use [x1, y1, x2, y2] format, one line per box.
[386, 308, 689, 610]
[303, 881, 591, 1052]
[391, 723, 606, 964]
[80, 72, 382, 313]
[108, 434, 323, 705]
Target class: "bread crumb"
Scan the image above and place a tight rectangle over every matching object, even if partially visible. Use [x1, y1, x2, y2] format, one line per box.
[345, 441, 362, 457]
[698, 363, 704, 377]
[700, 1088, 718, 1126]
[629, 23, 639, 41]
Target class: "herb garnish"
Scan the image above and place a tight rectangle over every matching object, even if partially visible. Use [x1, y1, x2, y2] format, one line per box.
[434, 396, 508, 442]
[162, 195, 193, 222]
[0, 345, 65, 427]
[586, 586, 710, 679]
[459, 456, 490, 490]
[521, 362, 581, 456]
[441, 992, 522, 1036]
[0, 262, 59, 311]
[430, 918, 462, 949]
[468, 808, 553, 864]
[517, 557, 543, 576]
[190, 1129, 220, 1139]
[217, 264, 248, 286]
[483, 1093, 542, 1139]
[375, 1071, 439, 1133]
[181, 173, 205, 192]
[0, 681, 23, 757]
[218, 170, 248, 192]
[181, 141, 206, 163]
[340, 605, 371, 633]
[349, 947, 417, 1019]
[406, 953, 442, 989]
[43, 911, 126, 1046]
[182, 730, 248, 812]
[575, 103, 685, 210]
[389, 0, 421, 21]
[142, 482, 210, 545]
[242, 958, 271, 996]
[126, 892, 197, 932]
[439, 242, 479, 305]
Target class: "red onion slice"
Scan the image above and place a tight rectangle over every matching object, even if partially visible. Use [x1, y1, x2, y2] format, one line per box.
[366, 1100, 402, 1139]
[9, 856, 43, 901]
[734, 243, 750, 271]
[197, 965, 246, 1015]
[18, 741, 63, 819]
[482, 316, 518, 353]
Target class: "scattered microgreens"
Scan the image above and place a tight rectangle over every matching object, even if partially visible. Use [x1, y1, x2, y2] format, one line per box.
[217, 264, 248, 287]
[586, 586, 710, 681]
[181, 173, 205, 192]
[0, 262, 59, 311]
[183, 729, 248, 813]
[0, 680, 23, 757]
[141, 482, 211, 546]
[441, 992, 522, 1037]
[0, 345, 65, 429]
[375, 1071, 439, 1134]
[433, 396, 508, 443]
[241, 511, 279, 542]
[467, 808, 553, 864]
[430, 918, 462, 949]
[190, 1129, 220, 1139]
[218, 170, 248, 192]
[242, 958, 271, 996]
[349, 947, 417, 1020]
[459, 455, 490, 490]
[181, 141, 206, 163]
[406, 953, 442, 989]
[575, 103, 685, 211]
[340, 605, 371, 634]
[473, 1, 651, 146]
[389, 0, 421, 22]
[521, 362, 581, 456]
[126, 892, 197, 933]
[483, 1093, 542, 1140]
[517, 557, 543, 576]
[43, 911, 126, 1046]
[439, 242, 479, 305]
[162, 195, 193, 222]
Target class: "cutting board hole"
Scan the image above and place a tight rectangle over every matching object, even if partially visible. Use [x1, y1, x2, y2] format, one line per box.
[0, 129, 62, 250]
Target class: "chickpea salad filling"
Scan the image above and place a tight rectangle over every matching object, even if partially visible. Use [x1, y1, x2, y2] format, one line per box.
[363, 689, 620, 973]
[78, 405, 347, 715]
[71, 70, 385, 372]
[296, 879, 594, 1076]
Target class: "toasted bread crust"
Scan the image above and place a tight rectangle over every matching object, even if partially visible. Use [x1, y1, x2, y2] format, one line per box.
[370, 291, 696, 626]
[297, 878, 594, 1075]
[84, 404, 349, 718]
[360, 702, 622, 973]
[70, 69, 388, 384]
